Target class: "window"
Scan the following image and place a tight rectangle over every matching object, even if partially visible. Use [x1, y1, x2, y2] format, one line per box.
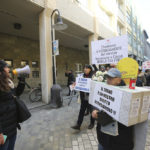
[127, 32, 132, 45]
[32, 71, 39, 78]
[75, 63, 82, 73]
[21, 60, 28, 67]
[32, 61, 38, 68]
[4, 60, 13, 68]
[126, 12, 131, 25]
[117, 24, 122, 35]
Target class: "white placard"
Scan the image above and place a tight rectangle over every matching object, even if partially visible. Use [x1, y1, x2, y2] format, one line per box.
[142, 61, 150, 70]
[75, 77, 91, 93]
[89, 81, 123, 120]
[91, 35, 128, 64]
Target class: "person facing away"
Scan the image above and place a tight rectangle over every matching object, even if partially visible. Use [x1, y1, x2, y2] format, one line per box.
[71, 64, 95, 130]
[0, 60, 25, 150]
[65, 70, 75, 96]
[92, 68, 134, 150]
[145, 69, 150, 86]
[136, 67, 147, 87]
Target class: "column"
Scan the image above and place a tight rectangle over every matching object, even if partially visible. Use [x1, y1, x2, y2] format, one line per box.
[39, 9, 53, 104]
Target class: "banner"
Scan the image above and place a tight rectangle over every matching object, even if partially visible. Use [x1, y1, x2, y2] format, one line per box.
[53, 40, 59, 55]
[75, 77, 91, 93]
[142, 61, 150, 70]
[91, 35, 128, 64]
[89, 81, 123, 120]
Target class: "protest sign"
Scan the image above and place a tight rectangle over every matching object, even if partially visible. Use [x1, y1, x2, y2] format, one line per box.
[142, 61, 150, 70]
[117, 57, 139, 85]
[89, 81, 123, 120]
[91, 35, 128, 64]
[75, 77, 91, 93]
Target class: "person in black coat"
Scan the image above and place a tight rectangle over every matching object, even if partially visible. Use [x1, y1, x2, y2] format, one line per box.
[92, 68, 134, 150]
[65, 70, 75, 96]
[0, 60, 25, 150]
[71, 65, 95, 130]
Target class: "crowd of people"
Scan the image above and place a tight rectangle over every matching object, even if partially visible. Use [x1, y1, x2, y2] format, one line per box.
[65, 64, 150, 150]
[1, 59, 150, 150]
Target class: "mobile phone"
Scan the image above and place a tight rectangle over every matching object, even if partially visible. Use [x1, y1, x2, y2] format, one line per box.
[3, 135, 7, 143]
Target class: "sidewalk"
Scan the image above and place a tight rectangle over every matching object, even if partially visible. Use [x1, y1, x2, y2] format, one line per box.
[15, 90, 98, 150]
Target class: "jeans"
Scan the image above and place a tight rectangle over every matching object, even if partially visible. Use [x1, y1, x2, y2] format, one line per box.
[0, 134, 17, 150]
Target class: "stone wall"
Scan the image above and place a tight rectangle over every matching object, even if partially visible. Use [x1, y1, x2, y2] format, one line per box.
[0, 33, 89, 87]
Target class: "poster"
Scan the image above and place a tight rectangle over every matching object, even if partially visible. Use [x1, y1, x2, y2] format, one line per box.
[53, 40, 59, 55]
[117, 57, 139, 79]
[75, 77, 91, 93]
[91, 35, 128, 64]
[142, 61, 150, 70]
[89, 81, 123, 120]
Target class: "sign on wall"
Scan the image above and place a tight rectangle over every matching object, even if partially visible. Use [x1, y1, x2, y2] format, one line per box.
[89, 81, 123, 120]
[75, 77, 91, 93]
[53, 40, 59, 55]
[91, 35, 128, 64]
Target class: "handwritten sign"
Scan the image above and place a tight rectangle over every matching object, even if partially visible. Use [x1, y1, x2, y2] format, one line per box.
[91, 35, 128, 64]
[89, 81, 123, 120]
[75, 77, 91, 93]
[142, 61, 150, 70]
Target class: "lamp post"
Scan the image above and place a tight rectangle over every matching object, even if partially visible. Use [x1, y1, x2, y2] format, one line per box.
[51, 9, 68, 84]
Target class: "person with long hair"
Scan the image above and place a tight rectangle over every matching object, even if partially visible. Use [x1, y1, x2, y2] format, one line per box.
[71, 65, 95, 130]
[0, 60, 25, 150]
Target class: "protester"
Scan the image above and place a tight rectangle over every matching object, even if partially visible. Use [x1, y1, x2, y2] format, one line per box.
[100, 66, 105, 72]
[65, 70, 75, 96]
[0, 60, 25, 150]
[136, 67, 146, 87]
[92, 68, 134, 150]
[71, 65, 95, 130]
[145, 69, 150, 86]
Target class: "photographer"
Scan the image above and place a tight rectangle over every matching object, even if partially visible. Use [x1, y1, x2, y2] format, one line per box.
[0, 60, 25, 150]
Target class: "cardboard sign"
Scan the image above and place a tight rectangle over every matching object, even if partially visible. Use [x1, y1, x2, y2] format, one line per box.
[89, 81, 123, 120]
[75, 77, 91, 93]
[117, 57, 139, 79]
[142, 61, 150, 70]
[91, 35, 128, 64]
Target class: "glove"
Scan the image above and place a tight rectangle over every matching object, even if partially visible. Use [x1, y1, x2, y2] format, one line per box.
[17, 76, 25, 82]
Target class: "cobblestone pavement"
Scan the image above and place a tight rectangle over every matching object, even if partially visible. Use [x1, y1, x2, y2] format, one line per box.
[16, 87, 150, 150]
[15, 93, 98, 150]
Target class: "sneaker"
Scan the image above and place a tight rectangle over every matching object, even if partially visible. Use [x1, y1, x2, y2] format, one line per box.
[88, 124, 94, 129]
[71, 124, 80, 130]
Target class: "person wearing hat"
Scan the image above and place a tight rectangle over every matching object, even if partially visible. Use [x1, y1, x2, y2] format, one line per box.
[0, 60, 25, 150]
[92, 68, 134, 150]
[71, 64, 95, 130]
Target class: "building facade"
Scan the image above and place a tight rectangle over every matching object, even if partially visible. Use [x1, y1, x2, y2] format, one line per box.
[0, 0, 148, 103]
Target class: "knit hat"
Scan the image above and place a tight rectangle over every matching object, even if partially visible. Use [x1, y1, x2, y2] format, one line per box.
[84, 64, 93, 71]
[0, 60, 8, 72]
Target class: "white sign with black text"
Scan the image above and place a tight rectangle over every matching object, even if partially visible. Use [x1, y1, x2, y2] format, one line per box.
[75, 77, 91, 93]
[89, 81, 123, 120]
[91, 35, 128, 64]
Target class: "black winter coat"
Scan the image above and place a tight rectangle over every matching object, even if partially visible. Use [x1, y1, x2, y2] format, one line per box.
[96, 80, 134, 150]
[65, 73, 75, 86]
[0, 81, 25, 138]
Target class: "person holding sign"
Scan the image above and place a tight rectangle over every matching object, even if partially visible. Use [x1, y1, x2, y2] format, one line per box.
[92, 68, 134, 150]
[71, 65, 95, 130]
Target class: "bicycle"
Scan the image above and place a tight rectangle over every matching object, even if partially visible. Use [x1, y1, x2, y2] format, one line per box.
[28, 83, 42, 102]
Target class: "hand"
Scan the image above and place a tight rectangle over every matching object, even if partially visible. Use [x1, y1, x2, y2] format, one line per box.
[92, 110, 99, 119]
[0, 134, 4, 145]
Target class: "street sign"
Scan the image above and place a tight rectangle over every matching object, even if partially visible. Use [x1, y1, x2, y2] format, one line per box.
[53, 40, 59, 55]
